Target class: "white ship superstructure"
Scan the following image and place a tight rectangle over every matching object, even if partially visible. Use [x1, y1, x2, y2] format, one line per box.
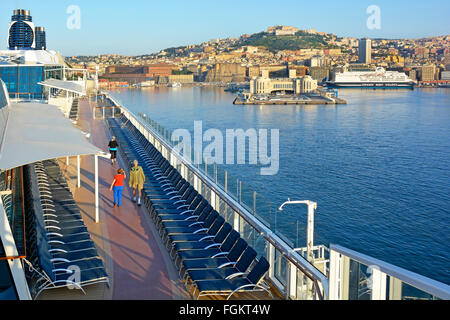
[328, 67, 416, 88]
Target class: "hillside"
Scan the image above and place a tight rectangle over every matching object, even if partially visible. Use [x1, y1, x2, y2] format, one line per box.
[235, 31, 336, 52]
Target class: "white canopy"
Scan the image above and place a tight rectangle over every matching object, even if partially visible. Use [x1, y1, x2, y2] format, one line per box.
[38, 79, 85, 95]
[0, 101, 103, 171]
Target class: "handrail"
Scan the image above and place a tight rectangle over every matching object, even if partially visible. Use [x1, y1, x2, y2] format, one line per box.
[20, 166, 27, 258]
[330, 244, 450, 300]
[106, 92, 329, 299]
[94, 106, 119, 109]
[0, 167, 27, 260]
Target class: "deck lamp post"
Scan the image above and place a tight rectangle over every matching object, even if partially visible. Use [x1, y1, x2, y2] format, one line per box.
[279, 199, 318, 300]
[278, 199, 317, 263]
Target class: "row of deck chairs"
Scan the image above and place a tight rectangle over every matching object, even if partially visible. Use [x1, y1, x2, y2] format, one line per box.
[22, 160, 109, 299]
[69, 98, 79, 121]
[108, 115, 272, 300]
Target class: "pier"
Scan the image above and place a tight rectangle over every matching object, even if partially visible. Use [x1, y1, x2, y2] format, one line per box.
[233, 95, 347, 105]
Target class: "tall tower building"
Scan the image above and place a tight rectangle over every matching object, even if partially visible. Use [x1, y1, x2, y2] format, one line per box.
[358, 38, 372, 64]
[8, 9, 35, 50]
[35, 27, 46, 50]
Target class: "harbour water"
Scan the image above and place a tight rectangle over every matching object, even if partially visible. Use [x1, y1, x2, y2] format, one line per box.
[109, 86, 450, 284]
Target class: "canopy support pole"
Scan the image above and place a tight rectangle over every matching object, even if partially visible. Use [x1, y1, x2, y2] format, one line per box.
[95, 154, 99, 223]
[77, 155, 81, 188]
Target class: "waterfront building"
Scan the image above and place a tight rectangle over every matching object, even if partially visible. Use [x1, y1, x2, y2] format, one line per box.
[103, 63, 176, 84]
[420, 64, 436, 81]
[323, 48, 342, 56]
[405, 69, 417, 81]
[204, 63, 246, 83]
[309, 66, 330, 82]
[290, 65, 308, 77]
[167, 73, 194, 84]
[358, 38, 372, 64]
[247, 65, 261, 78]
[441, 71, 450, 81]
[249, 73, 318, 95]
[309, 55, 327, 67]
[146, 63, 176, 77]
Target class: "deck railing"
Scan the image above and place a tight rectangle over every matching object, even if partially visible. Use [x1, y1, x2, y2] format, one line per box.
[329, 244, 450, 300]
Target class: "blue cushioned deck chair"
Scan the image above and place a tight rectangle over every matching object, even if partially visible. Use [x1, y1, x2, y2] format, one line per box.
[144, 178, 186, 197]
[153, 196, 204, 229]
[150, 185, 196, 206]
[147, 178, 188, 196]
[163, 209, 217, 239]
[34, 212, 98, 262]
[32, 194, 93, 248]
[157, 193, 203, 215]
[168, 215, 225, 249]
[193, 257, 272, 300]
[25, 222, 109, 299]
[159, 205, 213, 239]
[185, 247, 258, 286]
[168, 222, 232, 260]
[160, 203, 213, 238]
[150, 195, 201, 223]
[144, 181, 190, 211]
[159, 200, 211, 229]
[156, 198, 209, 232]
[180, 238, 248, 281]
[174, 229, 240, 268]
[164, 209, 220, 248]
[28, 163, 102, 262]
[149, 186, 196, 214]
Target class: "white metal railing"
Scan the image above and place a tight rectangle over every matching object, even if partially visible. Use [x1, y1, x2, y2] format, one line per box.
[104, 92, 329, 300]
[0, 198, 32, 300]
[329, 244, 450, 300]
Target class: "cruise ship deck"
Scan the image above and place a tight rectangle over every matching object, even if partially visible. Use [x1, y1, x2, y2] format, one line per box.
[36, 98, 184, 299]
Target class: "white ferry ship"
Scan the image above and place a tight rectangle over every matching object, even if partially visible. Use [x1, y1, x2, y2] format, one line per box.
[327, 67, 416, 88]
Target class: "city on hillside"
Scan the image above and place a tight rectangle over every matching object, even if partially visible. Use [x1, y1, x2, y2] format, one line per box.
[64, 25, 450, 91]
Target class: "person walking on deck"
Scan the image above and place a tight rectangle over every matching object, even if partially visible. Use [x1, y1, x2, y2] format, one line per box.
[129, 160, 145, 206]
[110, 168, 126, 208]
[108, 136, 119, 165]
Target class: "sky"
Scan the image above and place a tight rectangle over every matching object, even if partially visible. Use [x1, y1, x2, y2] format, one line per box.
[1, 0, 449, 56]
